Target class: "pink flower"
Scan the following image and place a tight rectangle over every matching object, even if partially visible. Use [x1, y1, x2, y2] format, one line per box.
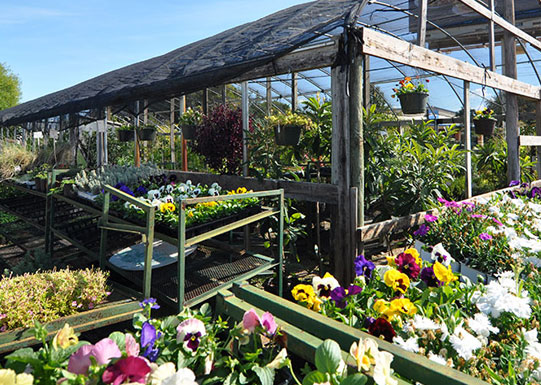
[176, 318, 206, 352]
[260, 312, 277, 336]
[68, 344, 93, 374]
[242, 309, 260, 333]
[125, 334, 140, 357]
[492, 217, 503, 227]
[425, 214, 438, 222]
[102, 356, 151, 385]
[92, 338, 122, 365]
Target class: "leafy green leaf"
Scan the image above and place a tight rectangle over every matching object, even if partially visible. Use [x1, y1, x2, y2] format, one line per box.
[302, 371, 328, 385]
[252, 365, 275, 385]
[108, 332, 126, 351]
[340, 373, 368, 385]
[315, 339, 342, 374]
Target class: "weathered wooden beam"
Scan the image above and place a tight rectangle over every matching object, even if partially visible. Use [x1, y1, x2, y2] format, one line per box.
[266, 77, 272, 115]
[291, 72, 298, 111]
[504, 0, 520, 182]
[168, 171, 339, 204]
[416, 0, 427, 47]
[229, 39, 339, 84]
[350, 53, 363, 227]
[457, 0, 541, 53]
[360, 27, 540, 100]
[488, 0, 496, 72]
[464, 81, 472, 198]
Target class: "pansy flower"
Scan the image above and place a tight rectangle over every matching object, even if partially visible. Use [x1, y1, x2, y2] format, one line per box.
[330, 285, 362, 309]
[430, 243, 454, 266]
[141, 322, 162, 362]
[102, 356, 151, 385]
[368, 318, 396, 342]
[176, 318, 206, 353]
[354, 255, 375, 279]
[383, 269, 410, 293]
[312, 272, 340, 298]
[433, 262, 458, 285]
[420, 266, 442, 287]
[395, 252, 420, 280]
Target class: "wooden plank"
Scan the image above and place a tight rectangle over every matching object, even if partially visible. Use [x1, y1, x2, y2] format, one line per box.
[520, 135, 541, 147]
[231, 283, 488, 385]
[464, 81, 472, 198]
[504, 0, 520, 183]
[291, 72, 298, 111]
[331, 64, 353, 284]
[168, 171, 339, 204]
[416, 0, 427, 47]
[170, 98, 176, 166]
[488, 0, 496, 72]
[457, 0, 541, 53]
[229, 39, 338, 84]
[360, 27, 541, 100]
[349, 52, 364, 226]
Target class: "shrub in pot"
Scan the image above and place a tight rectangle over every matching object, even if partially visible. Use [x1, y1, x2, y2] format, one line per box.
[116, 125, 135, 142]
[266, 111, 312, 146]
[473, 108, 497, 137]
[138, 124, 157, 141]
[392, 76, 430, 115]
[179, 107, 203, 140]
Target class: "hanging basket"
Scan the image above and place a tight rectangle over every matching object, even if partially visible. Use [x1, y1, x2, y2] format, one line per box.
[139, 128, 156, 141]
[181, 124, 197, 140]
[117, 130, 135, 142]
[473, 118, 496, 137]
[274, 124, 302, 146]
[398, 92, 429, 114]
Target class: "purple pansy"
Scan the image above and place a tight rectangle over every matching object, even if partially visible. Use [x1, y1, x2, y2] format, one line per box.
[420, 266, 443, 287]
[414, 224, 429, 237]
[509, 180, 520, 187]
[140, 322, 161, 362]
[330, 285, 362, 309]
[139, 298, 160, 310]
[354, 255, 375, 279]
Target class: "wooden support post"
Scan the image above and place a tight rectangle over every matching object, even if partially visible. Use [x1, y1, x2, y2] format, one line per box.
[464, 81, 472, 198]
[504, 0, 520, 182]
[134, 101, 141, 167]
[241, 81, 250, 249]
[536, 100, 541, 177]
[488, 0, 496, 72]
[104, 107, 111, 165]
[170, 98, 176, 168]
[266, 77, 272, 116]
[179, 95, 187, 171]
[350, 52, 364, 228]
[291, 73, 298, 111]
[202, 88, 209, 114]
[363, 55, 370, 110]
[69, 114, 78, 166]
[221, 85, 227, 105]
[143, 100, 149, 163]
[331, 63, 353, 285]
[416, 0, 428, 47]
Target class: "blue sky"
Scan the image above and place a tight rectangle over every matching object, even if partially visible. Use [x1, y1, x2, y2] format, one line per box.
[1, 1, 539, 112]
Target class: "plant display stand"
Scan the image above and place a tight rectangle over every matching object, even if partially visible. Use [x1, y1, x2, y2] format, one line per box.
[98, 185, 284, 311]
[217, 282, 488, 385]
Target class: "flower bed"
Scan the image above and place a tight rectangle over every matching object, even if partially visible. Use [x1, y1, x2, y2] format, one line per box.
[413, 183, 541, 275]
[292, 248, 541, 384]
[0, 268, 109, 331]
[1, 299, 399, 385]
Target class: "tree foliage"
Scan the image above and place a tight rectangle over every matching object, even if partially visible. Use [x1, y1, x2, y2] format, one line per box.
[0, 63, 21, 110]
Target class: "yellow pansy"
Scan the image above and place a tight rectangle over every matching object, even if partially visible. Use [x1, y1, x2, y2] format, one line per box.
[373, 299, 390, 314]
[196, 201, 218, 208]
[384, 269, 410, 294]
[291, 284, 315, 302]
[236, 187, 248, 194]
[0, 369, 34, 385]
[433, 262, 458, 285]
[385, 256, 396, 267]
[389, 298, 417, 316]
[187, 211, 194, 218]
[52, 323, 78, 350]
[404, 248, 422, 267]
[159, 202, 176, 213]
[307, 295, 323, 312]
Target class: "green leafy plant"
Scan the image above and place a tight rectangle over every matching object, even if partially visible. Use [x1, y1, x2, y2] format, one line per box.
[116, 125, 134, 131]
[266, 111, 312, 128]
[179, 107, 203, 126]
[473, 108, 495, 120]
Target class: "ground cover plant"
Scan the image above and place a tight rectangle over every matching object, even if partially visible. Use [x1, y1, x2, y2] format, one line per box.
[0, 268, 109, 331]
[292, 247, 541, 384]
[0, 300, 399, 385]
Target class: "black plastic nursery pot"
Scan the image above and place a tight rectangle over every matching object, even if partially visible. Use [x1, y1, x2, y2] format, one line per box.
[34, 178, 47, 192]
[473, 117, 496, 137]
[139, 128, 156, 141]
[274, 124, 302, 146]
[117, 129, 135, 142]
[181, 124, 197, 140]
[398, 92, 429, 114]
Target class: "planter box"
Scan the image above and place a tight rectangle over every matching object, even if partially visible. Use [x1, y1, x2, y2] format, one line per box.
[414, 240, 495, 284]
[398, 92, 429, 115]
[34, 178, 47, 192]
[76, 190, 98, 202]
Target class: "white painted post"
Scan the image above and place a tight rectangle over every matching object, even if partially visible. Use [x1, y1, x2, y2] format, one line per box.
[464, 81, 472, 198]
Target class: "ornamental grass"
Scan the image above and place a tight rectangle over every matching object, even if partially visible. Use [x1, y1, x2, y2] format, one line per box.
[0, 268, 109, 331]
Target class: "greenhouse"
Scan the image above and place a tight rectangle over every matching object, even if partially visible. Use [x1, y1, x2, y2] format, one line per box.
[0, 0, 540, 384]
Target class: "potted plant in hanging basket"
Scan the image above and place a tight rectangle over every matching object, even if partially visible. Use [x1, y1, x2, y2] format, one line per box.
[473, 108, 497, 137]
[393, 76, 430, 115]
[266, 111, 312, 146]
[117, 125, 135, 142]
[138, 124, 157, 141]
[179, 107, 203, 140]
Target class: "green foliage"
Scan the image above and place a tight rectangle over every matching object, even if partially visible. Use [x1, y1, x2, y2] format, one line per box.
[266, 111, 312, 127]
[0, 268, 109, 330]
[3, 248, 54, 277]
[392, 76, 429, 96]
[179, 107, 203, 126]
[0, 141, 36, 180]
[0, 63, 21, 110]
[365, 122, 464, 220]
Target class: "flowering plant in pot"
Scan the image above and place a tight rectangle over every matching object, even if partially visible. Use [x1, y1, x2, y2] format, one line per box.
[266, 111, 312, 146]
[179, 107, 203, 140]
[138, 124, 157, 141]
[473, 108, 497, 137]
[117, 125, 135, 142]
[392, 76, 430, 114]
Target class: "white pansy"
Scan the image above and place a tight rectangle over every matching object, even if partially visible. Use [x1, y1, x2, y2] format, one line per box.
[148, 362, 176, 385]
[372, 351, 397, 385]
[393, 336, 419, 353]
[147, 189, 161, 200]
[266, 348, 288, 369]
[430, 243, 454, 266]
[449, 325, 482, 361]
[312, 273, 340, 297]
[162, 368, 198, 385]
